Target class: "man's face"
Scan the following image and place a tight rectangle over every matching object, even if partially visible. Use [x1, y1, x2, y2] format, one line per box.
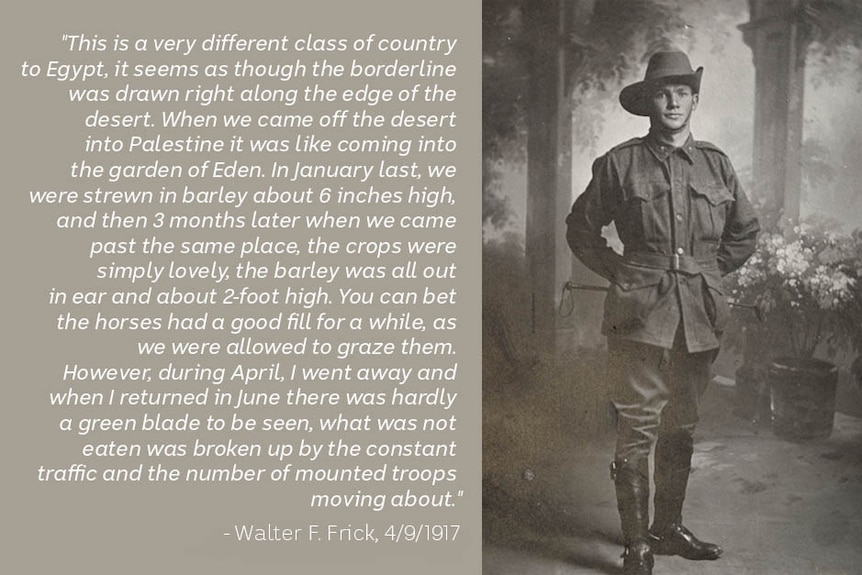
[648, 83, 698, 133]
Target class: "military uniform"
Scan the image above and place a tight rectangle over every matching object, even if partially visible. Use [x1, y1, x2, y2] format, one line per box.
[567, 132, 759, 352]
[566, 130, 759, 573]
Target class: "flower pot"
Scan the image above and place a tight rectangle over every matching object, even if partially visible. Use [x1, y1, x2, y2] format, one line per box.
[768, 357, 838, 441]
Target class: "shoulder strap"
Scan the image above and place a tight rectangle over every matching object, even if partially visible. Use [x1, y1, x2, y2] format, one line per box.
[609, 137, 644, 153]
[694, 140, 728, 156]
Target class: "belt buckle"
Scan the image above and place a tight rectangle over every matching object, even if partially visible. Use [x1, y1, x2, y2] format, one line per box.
[672, 254, 680, 270]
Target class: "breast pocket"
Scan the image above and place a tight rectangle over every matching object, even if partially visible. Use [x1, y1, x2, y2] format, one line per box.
[690, 183, 734, 240]
[622, 181, 670, 244]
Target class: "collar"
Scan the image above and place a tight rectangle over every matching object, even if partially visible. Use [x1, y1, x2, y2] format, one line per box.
[645, 131, 696, 164]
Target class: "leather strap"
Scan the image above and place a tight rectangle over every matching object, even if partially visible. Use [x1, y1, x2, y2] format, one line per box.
[624, 252, 718, 274]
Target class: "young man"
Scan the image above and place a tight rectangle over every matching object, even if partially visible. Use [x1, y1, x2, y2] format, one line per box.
[565, 51, 760, 575]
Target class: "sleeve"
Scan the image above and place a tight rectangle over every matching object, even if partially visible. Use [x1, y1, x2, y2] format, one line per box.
[717, 161, 760, 276]
[565, 154, 623, 282]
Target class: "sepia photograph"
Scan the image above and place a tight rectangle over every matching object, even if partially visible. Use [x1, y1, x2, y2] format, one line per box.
[482, 1, 862, 573]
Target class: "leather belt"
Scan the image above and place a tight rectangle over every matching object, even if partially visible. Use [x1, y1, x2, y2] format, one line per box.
[624, 251, 718, 274]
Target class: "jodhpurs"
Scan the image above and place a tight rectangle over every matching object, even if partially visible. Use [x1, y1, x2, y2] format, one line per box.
[607, 332, 717, 464]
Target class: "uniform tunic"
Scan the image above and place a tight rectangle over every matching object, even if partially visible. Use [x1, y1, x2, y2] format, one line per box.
[566, 132, 760, 353]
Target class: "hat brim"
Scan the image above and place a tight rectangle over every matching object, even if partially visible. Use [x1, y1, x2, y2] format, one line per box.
[619, 67, 703, 116]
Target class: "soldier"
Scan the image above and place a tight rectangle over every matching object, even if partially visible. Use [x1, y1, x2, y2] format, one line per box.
[566, 50, 760, 575]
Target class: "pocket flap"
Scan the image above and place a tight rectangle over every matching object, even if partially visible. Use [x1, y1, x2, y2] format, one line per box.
[701, 268, 725, 294]
[626, 181, 667, 202]
[614, 262, 667, 291]
[691, 184, 734, 206]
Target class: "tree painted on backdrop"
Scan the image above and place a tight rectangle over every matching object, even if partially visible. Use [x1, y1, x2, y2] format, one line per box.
[482, 0, 862, 233]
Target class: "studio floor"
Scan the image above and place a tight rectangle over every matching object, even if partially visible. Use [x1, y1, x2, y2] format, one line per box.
[483, 383, 862, 575]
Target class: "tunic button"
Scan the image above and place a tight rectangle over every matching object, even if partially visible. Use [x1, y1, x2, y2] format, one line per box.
[676, 247, 684, 255]
[676, 213, 683, 222]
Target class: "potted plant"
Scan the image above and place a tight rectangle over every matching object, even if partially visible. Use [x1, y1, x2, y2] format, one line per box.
[725, 218, 862, 440]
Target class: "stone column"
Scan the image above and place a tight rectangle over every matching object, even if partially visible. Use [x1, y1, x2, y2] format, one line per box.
[522, 0, 594, 352]
[740, 0, 810, 228]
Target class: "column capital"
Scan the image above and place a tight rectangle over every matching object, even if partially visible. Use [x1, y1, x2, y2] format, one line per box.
[739, 0, 813, 50]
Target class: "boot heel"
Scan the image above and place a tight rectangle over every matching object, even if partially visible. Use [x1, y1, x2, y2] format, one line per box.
[622, 541, 654, 575]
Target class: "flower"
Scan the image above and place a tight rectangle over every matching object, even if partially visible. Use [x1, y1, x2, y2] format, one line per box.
[726, 219, 862, 362]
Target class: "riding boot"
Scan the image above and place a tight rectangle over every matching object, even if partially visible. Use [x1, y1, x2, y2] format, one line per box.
[649, 430, 722, 560]
[612, 458, 654, 575]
